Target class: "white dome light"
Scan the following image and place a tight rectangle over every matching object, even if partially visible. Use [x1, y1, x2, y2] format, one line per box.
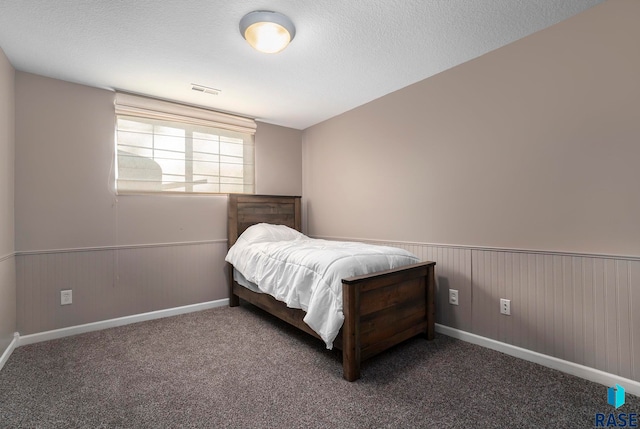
[240, 11, 296, 54]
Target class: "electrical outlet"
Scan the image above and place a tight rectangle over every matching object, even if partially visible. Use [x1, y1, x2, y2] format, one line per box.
[500, 298, 511, 315]
[449, 289, 459, 306]
[61, 289, 72, 305]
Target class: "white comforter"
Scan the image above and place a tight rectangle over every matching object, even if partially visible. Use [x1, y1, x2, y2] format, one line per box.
[225, 223, 419, 349]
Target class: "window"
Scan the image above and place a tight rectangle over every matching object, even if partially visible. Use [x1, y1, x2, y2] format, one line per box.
[115, 93, 256, 194]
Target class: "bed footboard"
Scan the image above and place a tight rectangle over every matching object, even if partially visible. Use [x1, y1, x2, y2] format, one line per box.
[341, 261, 436, 381]
[228, 260, 436, 381]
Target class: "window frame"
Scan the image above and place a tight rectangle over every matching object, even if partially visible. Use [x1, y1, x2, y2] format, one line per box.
[114, 92, 256, 196]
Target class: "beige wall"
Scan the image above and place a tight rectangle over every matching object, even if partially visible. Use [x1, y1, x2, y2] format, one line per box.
[15, 73, 118, 251]
[0, 49, 15, 258]
[14, 72, 302, 333]
[0, 46, 16, 353]
[302, 0, 640, 382]
[255, 122, 302, 196]
[15, 72, 302, 251]
[303, 0, 640, 257]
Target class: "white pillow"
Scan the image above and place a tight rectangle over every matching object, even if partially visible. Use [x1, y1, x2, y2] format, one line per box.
[226, 223, 306, 265]
[238, 223, 305, 244]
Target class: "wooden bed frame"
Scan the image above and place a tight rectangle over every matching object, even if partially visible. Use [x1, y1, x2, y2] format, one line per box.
[227, 194, 436, 381]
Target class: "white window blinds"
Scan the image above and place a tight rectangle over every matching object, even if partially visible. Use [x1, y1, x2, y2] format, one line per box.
[115, 93, 256, 195]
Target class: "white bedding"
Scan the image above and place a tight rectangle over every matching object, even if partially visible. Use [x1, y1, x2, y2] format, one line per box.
[225, 223, 420, 349]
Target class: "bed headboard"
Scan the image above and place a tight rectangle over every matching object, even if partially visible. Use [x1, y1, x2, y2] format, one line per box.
[227, 194, 302, 248]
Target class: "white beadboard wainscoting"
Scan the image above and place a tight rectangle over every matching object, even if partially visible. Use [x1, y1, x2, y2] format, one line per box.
[15, 241, 229, 336]
[10, 235, 640, 392]
[0, 253, 17, 370]
[317, 236, 640, 385]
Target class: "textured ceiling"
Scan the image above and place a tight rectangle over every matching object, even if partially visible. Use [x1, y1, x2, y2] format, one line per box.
[0, 0, 604, 130]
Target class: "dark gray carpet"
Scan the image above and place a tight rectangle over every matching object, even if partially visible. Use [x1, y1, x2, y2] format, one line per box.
[1, 303, 638, 428]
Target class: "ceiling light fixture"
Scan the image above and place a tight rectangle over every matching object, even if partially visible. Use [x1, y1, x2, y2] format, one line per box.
[239, 10, 296, 54]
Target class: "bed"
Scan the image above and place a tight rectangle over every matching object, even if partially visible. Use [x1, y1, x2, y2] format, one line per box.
[226, 194, 436, 381]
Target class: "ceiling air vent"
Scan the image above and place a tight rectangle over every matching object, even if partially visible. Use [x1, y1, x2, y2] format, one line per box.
[191, 83, 221, 96]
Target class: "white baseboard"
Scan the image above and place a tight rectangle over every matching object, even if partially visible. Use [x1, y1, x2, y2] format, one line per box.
[0, 332, 19, 372]
[435, 323, 640, 397]
[17, 299, 229, 347]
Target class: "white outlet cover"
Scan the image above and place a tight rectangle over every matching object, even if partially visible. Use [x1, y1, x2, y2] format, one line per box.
[500, 298, 511, 315]
[449, 289, 459, 305]
[61, 290, 72, 305]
